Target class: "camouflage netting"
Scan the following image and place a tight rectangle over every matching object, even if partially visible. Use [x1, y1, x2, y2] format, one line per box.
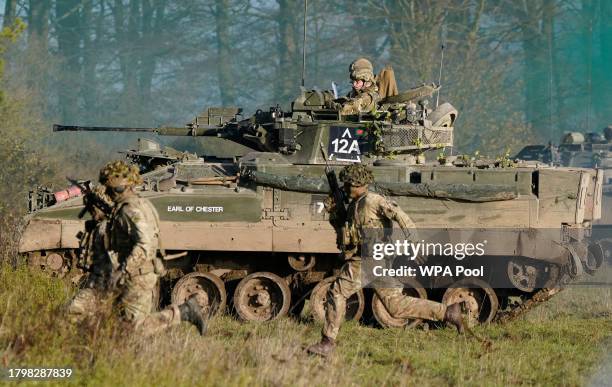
[243, 170, 518, 202]
[373, 181, 517, 201]
[243, 170, 328, 193]
[339, 164, 374, 186]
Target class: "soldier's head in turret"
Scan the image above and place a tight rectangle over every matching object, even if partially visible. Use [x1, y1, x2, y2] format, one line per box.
[340, 163, 374, 200]
[349, 57, 374, 92]
[99, 160, 142, 202]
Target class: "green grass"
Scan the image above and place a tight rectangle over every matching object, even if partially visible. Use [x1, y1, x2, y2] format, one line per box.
[0, 264, 610, 386]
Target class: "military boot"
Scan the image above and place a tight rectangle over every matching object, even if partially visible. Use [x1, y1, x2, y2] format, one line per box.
[443, 302, 466, 334]
[306, 336, 336, 357]
[179, 296, 208, 336]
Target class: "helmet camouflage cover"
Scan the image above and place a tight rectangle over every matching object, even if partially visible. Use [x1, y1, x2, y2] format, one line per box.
[339, 163, 374, 186]
[99, 160, 142, 187]
[349, 57, 374, 82]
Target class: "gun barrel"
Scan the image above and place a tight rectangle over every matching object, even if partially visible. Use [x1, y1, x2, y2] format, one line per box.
[54, 125, 155, 132]
[157, 126, 221, 136]
[53, 124, 221, 136]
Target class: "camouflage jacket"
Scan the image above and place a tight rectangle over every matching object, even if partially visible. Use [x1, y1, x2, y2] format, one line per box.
[340, 84, 381, 115]
[88, 220, 112, 275]
[78, 219, 114, 289]
[108, 194, 161, 276]
[334, 191, 416, 259]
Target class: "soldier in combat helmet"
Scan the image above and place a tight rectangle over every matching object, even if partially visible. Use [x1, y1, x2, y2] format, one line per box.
[337, 57, 381, 115]
[95, 160, 207, 335]
[306, 164, 465, 357]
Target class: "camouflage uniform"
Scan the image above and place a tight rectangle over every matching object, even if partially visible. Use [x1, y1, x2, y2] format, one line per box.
[322, 165, 447, 341]
[97, 160, 207, 336]
[109, 193, 182, 335]
[340, 57, 381, 115]
[340, 84, 381, 115]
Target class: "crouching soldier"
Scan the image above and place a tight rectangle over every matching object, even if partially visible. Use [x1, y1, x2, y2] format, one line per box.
[69, 160, 207, 336]
[306, 164, 465, 357]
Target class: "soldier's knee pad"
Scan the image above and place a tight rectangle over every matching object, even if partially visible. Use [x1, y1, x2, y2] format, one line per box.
[68, 289, 95, 311]
[122, 306, 145, 324]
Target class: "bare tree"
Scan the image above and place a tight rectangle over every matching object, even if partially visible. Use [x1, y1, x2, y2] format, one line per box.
[595, 0, 612, 123]
[55, 0, 82, 122]
[215, 0, 235, 105]
[275, 0, 301, 104]
[27, 0, 50, 50]
[81, 0, 103, 121]
[3, 0, 17, 28]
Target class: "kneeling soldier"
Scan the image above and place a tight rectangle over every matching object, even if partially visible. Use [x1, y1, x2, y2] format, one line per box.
[97, 160, 207, 335]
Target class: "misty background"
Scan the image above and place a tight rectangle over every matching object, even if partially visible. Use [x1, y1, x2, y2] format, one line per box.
[2, 0, 610, 149]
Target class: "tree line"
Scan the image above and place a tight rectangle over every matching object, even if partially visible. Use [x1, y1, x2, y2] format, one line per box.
[3, 0, 610, 149]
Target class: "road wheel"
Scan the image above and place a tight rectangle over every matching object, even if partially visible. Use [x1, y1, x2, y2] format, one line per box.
[442, 278, 499, 327]
[233, 272, 291, 322]
[172, 272, 227, 316]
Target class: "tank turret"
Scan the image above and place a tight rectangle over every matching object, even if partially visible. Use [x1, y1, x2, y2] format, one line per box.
[54, 85, 457, 165]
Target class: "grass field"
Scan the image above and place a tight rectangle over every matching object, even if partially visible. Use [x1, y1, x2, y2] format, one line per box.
[0, 264, 610, 386]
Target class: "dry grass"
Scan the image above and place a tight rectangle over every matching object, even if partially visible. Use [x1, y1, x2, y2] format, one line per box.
[0, 263, 610, 386]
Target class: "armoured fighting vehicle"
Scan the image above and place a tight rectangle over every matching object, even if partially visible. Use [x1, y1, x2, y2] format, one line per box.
[20, 85, 605, 328]
[514, 127, 611, 257]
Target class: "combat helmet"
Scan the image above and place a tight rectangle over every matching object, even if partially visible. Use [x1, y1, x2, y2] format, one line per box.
[349, 57, 374, 82]
[339, 163, 374, 186]
[99, 160, 142, 188]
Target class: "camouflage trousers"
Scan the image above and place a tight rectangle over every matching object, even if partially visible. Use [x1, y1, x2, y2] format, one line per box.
[67, 272, 181, 336]
[323, 260, 447, 340]
[67, 286, 104, 322]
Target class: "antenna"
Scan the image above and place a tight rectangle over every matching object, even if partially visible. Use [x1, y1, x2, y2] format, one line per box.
[301, 0, 308, 87]
[435, 44, 445, 108]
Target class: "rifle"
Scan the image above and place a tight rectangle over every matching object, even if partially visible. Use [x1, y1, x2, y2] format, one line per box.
[67, 177, 113, 219]
[67, 177, 114, 272]
[319, 143, 348, 252]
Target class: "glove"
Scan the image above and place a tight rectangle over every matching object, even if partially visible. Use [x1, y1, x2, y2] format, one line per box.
[107, 251, 120, 270]
[323, 195, 336, 213]
[110, 265, 128, 290]
[108, 251, 127, 289]
[326, 100, 343, 110]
